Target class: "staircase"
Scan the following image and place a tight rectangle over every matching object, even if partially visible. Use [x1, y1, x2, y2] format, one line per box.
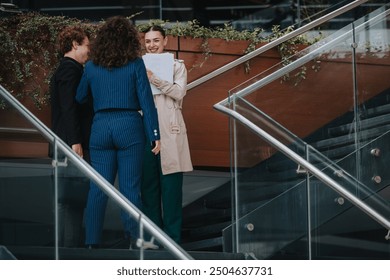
[4, 246, 246, 260]
[2, 89, 388, 259]
[180, 88, 390, 259]
[1, 0, 389, 260]
[0, 160, 244, 260]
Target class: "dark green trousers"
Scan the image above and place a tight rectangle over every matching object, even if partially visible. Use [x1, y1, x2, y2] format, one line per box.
[141, 145, 183, 244]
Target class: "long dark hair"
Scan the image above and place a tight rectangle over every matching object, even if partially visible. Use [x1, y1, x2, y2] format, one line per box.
[91, 16, 141, 68]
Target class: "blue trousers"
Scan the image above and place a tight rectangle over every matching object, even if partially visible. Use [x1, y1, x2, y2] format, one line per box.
[85, 110, 145, 245]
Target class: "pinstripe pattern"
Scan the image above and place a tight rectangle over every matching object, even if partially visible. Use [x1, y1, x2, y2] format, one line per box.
[76, 58, 160, 142]
[85, 111, 145, 245]
[76, 57, 159, 246]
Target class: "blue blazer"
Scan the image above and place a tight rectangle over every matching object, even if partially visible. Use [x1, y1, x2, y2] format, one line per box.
[76, 58, 160, 141]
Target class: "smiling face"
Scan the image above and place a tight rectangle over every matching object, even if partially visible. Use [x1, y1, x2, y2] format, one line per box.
[144, 30, 168, 54]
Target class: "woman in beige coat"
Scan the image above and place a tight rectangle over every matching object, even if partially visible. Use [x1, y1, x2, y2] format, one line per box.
[141, 25, 193, 246]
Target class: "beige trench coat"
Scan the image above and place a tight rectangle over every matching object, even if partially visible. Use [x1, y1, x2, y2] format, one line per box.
[149, 58, 193, 175]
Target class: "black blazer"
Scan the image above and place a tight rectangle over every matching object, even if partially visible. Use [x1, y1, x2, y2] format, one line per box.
[50, 57, 93, 155]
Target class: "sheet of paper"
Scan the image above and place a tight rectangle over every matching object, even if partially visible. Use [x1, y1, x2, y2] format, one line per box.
[142, 53, 174, 95]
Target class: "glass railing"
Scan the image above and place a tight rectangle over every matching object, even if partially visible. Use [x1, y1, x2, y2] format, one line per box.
[216, 3, 390, 259]
[308, 131, 390, 259]
[186, 1, 386, 171]
[223, 129, 390, 259]
[0, 85, 192, 260]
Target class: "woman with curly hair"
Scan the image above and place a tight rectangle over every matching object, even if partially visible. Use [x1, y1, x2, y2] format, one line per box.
[76, 16, 160, 249]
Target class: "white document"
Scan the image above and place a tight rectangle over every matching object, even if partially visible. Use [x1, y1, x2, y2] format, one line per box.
[142, 53, 174, 95]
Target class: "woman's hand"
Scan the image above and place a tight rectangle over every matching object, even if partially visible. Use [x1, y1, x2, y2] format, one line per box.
[72, 143, 83, 158]
[146, 69, 154, 81]
[151, 140, 161, 155]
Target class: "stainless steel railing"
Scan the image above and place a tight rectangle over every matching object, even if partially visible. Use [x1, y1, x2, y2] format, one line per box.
[0, 85, 193, 260]
[213, 104, 390, 231]
[213, 3, 390, 233]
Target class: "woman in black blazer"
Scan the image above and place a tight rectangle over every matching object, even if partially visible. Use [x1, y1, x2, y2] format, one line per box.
[50, 25, 92, 247]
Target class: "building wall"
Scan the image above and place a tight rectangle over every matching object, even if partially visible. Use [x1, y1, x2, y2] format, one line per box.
[10, 0, 292, 29]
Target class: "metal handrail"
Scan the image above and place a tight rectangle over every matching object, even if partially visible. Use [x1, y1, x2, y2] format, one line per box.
[0, 127, 40, 134]
[213, 3, 390, 232]
[187, 0, 370, 91]
[213, 104, 390, 231]
[0, 85, 193, 260]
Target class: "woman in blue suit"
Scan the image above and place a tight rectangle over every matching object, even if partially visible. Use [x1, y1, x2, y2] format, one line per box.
[76, 16, 160, 249]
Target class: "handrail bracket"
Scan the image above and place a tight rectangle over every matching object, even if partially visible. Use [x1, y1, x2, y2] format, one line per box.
[296, 164, 308, 174]
[51, 157, 68, 168]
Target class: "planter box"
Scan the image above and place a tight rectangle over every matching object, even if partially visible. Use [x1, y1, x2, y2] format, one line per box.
[179, 37, 251, 55]
[0, 98, 50, 158]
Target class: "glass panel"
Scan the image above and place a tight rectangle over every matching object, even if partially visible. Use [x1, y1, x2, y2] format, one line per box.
[0, 87, 188, 260]
[0, 93, 55, 260]
[353, 6, 390, 179]
[226, 4, 390, 259]
[54, 150, 187, 260]
[310, 132, 390, 259]
[54, 148, 89, 256]
[228, 122, 310, 259]
[308, 13, 390, 258]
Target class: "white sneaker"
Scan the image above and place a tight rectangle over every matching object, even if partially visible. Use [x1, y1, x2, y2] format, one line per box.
[136, 237, 159, 250]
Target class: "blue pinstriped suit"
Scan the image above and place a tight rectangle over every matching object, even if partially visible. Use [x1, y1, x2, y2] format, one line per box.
[76, 58, 159, 245]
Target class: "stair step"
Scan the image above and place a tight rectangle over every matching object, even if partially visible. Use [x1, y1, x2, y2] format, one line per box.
[181, 236, 224, 251]
[313, 124, 390, 149]
[365, 103, 390, 117]
[6, 245, 245, 260]
[328, 113, 390, 137]
[183, 221, 230, 240]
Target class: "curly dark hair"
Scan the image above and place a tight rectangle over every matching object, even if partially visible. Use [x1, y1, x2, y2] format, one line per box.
[57, 25, 90, 56]
[91, 16, 141, 68]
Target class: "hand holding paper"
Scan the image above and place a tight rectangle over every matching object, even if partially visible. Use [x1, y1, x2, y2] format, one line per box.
[142, 53, 174, 95]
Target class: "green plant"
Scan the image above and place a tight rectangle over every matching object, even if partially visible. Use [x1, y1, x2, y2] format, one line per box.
[0, 12, 93, 110]
[269, 25, 323, 86]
